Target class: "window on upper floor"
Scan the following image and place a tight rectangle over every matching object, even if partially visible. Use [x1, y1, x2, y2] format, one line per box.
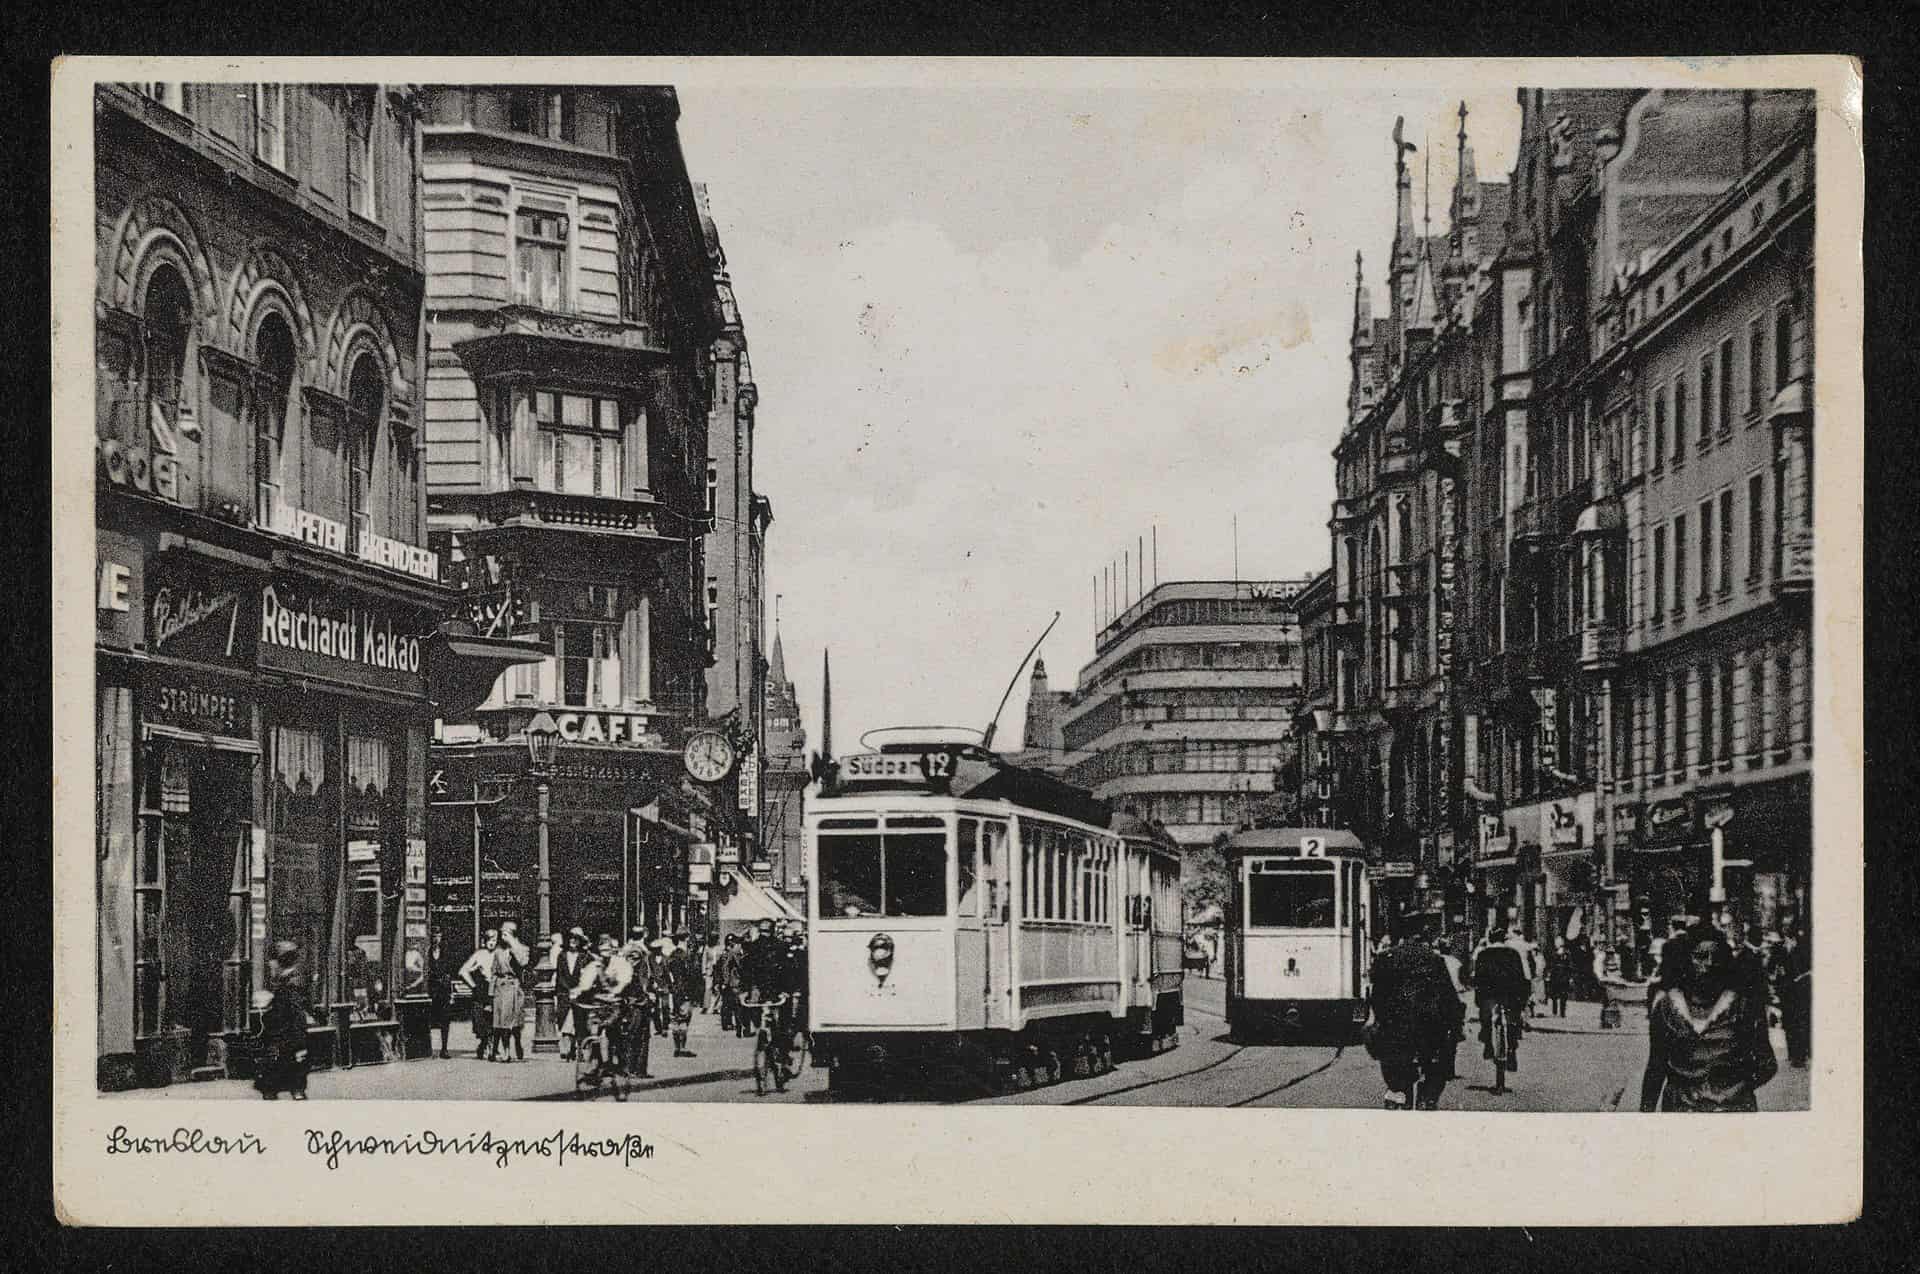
[252, 311, 297, 529]
[535, 390, 623, 496]
[1651, 385, 1667, 474]
[1671, 377, 1688, 466]
[1717, 339, 1735, 438]
[1697, 353, 1715, 446]
[345, 87, 378, 222]
[1748, 318, 1766, 417]
[345, 353, 384, 551]
[1773, 301, 1794, 393]
[132, 83, 185, 112]
[508, 89, 575, 143]
[514, 208, 569, 311]
[254, 84, 286, 170]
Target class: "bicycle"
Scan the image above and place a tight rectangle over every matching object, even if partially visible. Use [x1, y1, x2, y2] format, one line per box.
[572, 1003, 629, 1101]
[742, 992, 798, 1095]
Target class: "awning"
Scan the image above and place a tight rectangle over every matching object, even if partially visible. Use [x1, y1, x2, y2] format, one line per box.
[425, 629, 549, 719]
[716, 869, 802, 923]
[143, 722, 261, 754]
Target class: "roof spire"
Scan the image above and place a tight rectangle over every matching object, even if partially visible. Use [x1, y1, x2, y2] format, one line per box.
[1391, 116, 1418, 271]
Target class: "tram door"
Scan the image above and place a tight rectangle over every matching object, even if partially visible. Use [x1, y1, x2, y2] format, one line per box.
[979, 819, 1012, 1029]
[954, 818, 987, 1031]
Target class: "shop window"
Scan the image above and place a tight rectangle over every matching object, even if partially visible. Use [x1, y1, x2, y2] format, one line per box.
[345, 731, 392, 1018]
[535, 391, 622, 495]
[514, 208, 569, 311]
[253, 84, 286, 170]
[271, 724, 339, 1008]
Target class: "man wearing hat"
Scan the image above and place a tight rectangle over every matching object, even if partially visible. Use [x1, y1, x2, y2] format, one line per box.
[555, 928, 592, 1060]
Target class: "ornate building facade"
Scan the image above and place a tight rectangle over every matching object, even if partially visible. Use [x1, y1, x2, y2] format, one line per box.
[418, 85, 729, 947]
[93, 82, 496, 1087]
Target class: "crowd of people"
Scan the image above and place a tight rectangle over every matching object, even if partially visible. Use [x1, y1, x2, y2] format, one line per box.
[405, 917, 812, 1083]
[1363, 911, 1804, 1114]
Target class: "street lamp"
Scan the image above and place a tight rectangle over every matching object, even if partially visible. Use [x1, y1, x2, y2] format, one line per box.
[525, 711, 561, 1053]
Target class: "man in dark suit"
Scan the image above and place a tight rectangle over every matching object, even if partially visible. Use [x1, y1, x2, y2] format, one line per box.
[555, 928, 592, 1060]
[1368, 921, 1462, 1110]
[1471, 927, 1531, 1073]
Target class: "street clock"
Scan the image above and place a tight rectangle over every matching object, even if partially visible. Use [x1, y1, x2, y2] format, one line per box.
[683, 729, 737, 784]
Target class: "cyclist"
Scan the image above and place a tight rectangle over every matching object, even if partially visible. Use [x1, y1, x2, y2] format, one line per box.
[1367, 919, 1461, 1110]
[1472, 925, 1530, 1081]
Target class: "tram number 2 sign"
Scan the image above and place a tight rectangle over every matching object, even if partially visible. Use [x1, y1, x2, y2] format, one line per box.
[1300, 836, 1326, 858]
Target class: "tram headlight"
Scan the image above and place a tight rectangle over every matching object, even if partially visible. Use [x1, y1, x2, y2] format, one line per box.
[867, 932, 896, 984]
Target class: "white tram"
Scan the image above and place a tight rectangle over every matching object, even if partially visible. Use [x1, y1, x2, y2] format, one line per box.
[806, 730, 1184, 1093]
[1223, 827, 1372, 1043]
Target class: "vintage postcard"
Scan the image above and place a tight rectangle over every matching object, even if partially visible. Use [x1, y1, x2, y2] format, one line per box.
[51, 55, 1863, 1225]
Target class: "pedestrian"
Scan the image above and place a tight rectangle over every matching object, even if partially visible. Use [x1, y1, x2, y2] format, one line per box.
[426, 928, 457, 1059]
[1781, 926, 1811, 1067]
[1545, 936, 1575, 1018]
[488, 923, 530, 1062]
[1367, 922, 1462, 1110]
[702, 930, 725, 1013]
[459, 928, 497, 1058]
[252, 941, 311, 1100]
[616, 938, 654, 1077]
[714, 934, 743, 1032]
[1640, 924, 1778, 1111]
[1507, 928, 1542, 1020]
[555, 928, 592, 1060]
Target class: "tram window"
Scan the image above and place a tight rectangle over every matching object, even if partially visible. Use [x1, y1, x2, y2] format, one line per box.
[957, 818, 980, 917]
[883, 829, 948, 917]
[816, 827, 951, 918]
[817, 833, 883, 918]
[1248, 868, 1337, 929]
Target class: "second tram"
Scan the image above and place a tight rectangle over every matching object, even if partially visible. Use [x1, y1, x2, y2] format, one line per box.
[1223, 826, 1372, 1043]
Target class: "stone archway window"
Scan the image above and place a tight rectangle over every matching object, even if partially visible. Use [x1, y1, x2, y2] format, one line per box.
[346, 351, 385, 551]
[253, 313, 296, 528]
[142, 266, 193, 449]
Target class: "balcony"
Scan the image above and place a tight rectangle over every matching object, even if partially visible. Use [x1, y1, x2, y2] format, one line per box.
[453, 304, 672, 384]
[469, 487, 679, 542]
[1510, 487, 1588, 549]
[1579, 621, 1622, 671]
[1330, 498, 1366, 528]
[1775, 526, 1812, 600]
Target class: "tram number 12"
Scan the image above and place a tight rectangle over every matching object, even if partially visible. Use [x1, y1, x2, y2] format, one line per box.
[923, 750, 955, 780]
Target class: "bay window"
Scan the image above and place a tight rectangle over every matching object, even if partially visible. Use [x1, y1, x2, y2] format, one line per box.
[535, 391, 622, 495]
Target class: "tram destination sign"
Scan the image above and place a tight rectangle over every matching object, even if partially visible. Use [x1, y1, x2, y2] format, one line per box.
[838, 749, 959, 789]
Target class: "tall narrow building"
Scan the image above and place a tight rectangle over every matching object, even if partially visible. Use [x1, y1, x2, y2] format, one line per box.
[761, 623, 810, 908]
[418, 85, 727, 944]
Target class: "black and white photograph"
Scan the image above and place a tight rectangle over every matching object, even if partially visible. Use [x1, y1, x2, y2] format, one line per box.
[53, 56, 1862, 1225]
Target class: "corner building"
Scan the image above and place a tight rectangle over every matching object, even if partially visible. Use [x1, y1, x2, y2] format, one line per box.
[94, 83, 476, 1087]
[1063, 580, 1312, 854]
[419, 86, 727, 947]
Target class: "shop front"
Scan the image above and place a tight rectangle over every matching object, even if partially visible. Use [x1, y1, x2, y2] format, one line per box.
[1535, 793, 1596, 942]
[1630, 793, 1709, 951]
[1700, 774, 1811, 939]
[1471, 815, 1518, 940]
[96, 529, 450, 1088]
[428, 721, 704, 961]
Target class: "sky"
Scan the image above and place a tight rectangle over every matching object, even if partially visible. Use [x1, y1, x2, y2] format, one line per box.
[673, 68, 1522, 756]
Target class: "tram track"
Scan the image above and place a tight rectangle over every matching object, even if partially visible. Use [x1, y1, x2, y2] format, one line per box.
[1060, 1042, 1252, 1105]
[1225, 1048, 1345, 1107]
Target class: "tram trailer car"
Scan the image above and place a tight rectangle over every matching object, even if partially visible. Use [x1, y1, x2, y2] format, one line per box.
[1223, 827, 1372, 1044]
[805, 735, 1184, 1093]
